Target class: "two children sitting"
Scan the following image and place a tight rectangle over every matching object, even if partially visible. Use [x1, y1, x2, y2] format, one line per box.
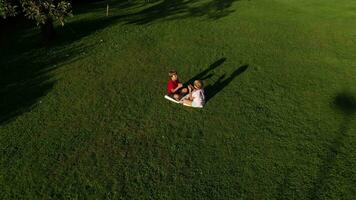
[167, 70, 205, 108]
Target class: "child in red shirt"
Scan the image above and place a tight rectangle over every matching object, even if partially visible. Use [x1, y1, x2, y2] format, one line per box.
[167, 70, 188, 100]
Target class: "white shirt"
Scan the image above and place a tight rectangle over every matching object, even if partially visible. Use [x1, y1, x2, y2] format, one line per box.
[192, 89, 205, 107]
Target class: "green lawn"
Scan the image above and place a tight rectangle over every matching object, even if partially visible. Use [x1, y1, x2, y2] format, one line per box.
[1, 0, 356, 199]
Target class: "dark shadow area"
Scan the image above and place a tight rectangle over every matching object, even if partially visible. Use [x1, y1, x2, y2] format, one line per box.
[1, 0, 240, 60]
[333, 93, 356, 116]
[204, 64, 248, 102]
[0, 27, 89, 125]
[0, 18, 40, 57]
[308, 93, 356, 199]
[184, 57, 226, 86]
[0, 0, 240, 125]
[72, 0, 143, 16]
[0, 2, 119, 126]
[48, 0, 240, 50]
[3, 0, 241, 51]
[183, 58, 247, 103]
[186, 0, 236, 20]
[70, 0, 240, 26]
[122, 0, 190, 24]
[56, 15, 125, 46]
[2, 0, 241, 50]
[119, 0, 239, 24]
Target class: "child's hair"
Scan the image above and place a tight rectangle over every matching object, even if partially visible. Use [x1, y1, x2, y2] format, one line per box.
[168, 70, 177, 78]
[194, 80, 203, 89]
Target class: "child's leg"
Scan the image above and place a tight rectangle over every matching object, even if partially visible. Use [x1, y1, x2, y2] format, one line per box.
[183, 99, 193, 106]
[181, 88, 188, 94]
[173, 94, 180, 100]
[179, 93, 189, 103]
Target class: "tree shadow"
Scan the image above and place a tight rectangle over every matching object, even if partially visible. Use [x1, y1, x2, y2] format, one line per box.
[45, 0, 241, 58]
[3, 0, 241, 51]
[119, 0, 239, 24]
[0, 0, 241, 125]
[69, 0, 240, 26]
[56, 15, 125, 46]
[0, 31, 90, 125]
[122, 0, 190, 24]
[204, 64, 248, 102]
[186, 0, 236, 20]
[307, 93, 356, 199]
[72, 0, 146, 16]
[0, 0, 238, 61]
[10, 0, 240, 55]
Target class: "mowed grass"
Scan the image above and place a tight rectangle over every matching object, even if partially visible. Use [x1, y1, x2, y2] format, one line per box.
[1, 0, 356, 199]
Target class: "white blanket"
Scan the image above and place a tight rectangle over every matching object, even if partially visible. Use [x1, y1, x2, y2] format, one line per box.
[164, 94, 201, 108]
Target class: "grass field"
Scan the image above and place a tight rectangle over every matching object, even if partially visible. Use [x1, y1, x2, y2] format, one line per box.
[1, 0, 356, 199]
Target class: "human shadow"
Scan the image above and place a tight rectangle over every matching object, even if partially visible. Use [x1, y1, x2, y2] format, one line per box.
[184, 57, 226, 86]
[308, 93, 356, 199]
[204, 64, 248, 102]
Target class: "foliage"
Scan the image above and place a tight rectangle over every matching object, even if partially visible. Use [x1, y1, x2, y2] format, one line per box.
[0, 0, 72, 26]
[0, 0, 18, 18]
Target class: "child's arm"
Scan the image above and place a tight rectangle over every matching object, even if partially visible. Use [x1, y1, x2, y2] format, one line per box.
[171, 83, 183, 93]
[188, 85, 193, 100]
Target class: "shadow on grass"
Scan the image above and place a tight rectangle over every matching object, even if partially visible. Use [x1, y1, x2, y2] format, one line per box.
[204, 64, 248, 102]
[184, 58, 248, 103]
[0, 0, 240, 125]
[307, 93, 356, 199]
[109, 0, 239, 25]
[0, 3, 119, 126]
[0, 27, 89, 125]
[185, 57, 226, 85]
[59, 0, 241, 45]
[2, 0, 240, 54]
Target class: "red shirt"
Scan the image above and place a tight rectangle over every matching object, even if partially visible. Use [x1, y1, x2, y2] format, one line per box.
[167, 79, 178, 94]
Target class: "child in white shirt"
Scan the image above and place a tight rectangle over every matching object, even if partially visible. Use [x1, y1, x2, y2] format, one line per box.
[182, 80, 205, 108]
